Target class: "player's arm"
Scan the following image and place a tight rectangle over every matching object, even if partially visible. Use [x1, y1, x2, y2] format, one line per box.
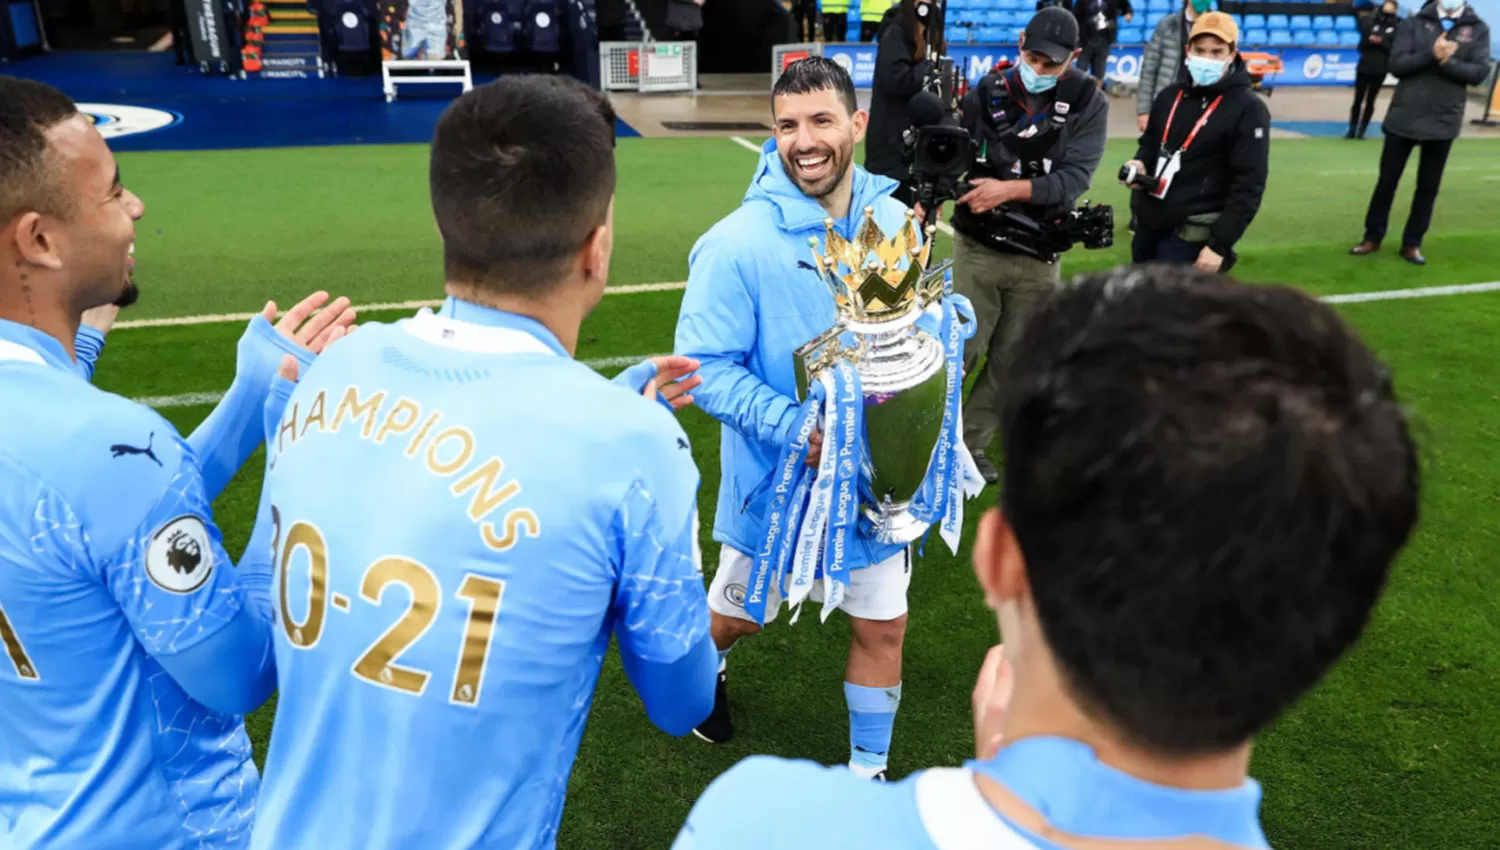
[230, 368, 302, 624]
[1437, 33, 1491, 86]
[610, 418, 716, 736]
[71, 420, 277, 715]
[674, 237, 802, 448]
[188, 294, 353, 501]
[1386, 18, 1434, 77]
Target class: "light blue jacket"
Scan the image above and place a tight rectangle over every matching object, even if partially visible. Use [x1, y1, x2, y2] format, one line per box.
[675, 138, 913, 570]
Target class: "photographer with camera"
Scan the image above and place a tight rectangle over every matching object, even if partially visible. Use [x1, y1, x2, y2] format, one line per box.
[948, 6, 1109, 484]
[1122, 12, 1268, 274]
[865, 0, 942, 206]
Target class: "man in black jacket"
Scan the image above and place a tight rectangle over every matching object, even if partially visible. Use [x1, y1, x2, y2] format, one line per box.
[1123, 12, 1269, 274]
[949, 7, 1109, 483]
[1057, 0, 1134, 84]
[1349, 0, 1490, 265]
[864, 0, 938, 204]
[1349, 0, 1401, 140]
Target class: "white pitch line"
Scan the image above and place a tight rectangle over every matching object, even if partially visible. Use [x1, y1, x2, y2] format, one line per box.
[729, 135, 764, 153]
[115, 282, 687, 330]
[135, 352, 670, 409]
[132, 279, 1500, 410]
[1320, 280, 1500, 304]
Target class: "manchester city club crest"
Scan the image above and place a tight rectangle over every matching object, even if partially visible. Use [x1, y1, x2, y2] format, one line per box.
[78, 104, 182, 140]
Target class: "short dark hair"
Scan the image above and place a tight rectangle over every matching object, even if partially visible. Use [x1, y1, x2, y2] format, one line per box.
[1001, 265, 1419, 755]
[0, 76, 79, 223]
[429, 75, 618, 296]
[772, 57, 858, 116]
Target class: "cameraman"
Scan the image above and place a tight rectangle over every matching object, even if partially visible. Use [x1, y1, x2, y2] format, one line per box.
[950, 6, 1108, 483]
[1123, 12, 1268, 274]
[866, 0, 942, 205]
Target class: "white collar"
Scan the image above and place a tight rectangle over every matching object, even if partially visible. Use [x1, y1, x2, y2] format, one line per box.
[0, 338, 47, 366]
[915, 768, 1038, 850]
[399, 309, 560, 357]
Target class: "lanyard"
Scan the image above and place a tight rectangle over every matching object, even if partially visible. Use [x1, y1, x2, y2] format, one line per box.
[1161, 91, 1223, 155]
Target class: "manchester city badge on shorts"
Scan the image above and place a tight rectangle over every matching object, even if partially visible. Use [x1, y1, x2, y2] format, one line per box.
[145, 515, 216, 594]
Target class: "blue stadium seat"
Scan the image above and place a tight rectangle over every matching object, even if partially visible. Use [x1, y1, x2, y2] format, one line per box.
[1313, 14, 1336, 29]
[1292, 29, 1316, 45]
[1000, 0, 1028, 9]
[1119, 26, 1144, 43]
[1147, 0, 1171, 11]
[1001, 10, 1026, 25]
[1147, 12, 1168, 28]
[978, 25, 1004, 41]
[1337, 29, 1360, 45]
[1245, 27, 1269, 45]
[1289, 14, 1312, 29]
[1267, 13, 1289, 28]
[1243, 13, 1266, 29]
[1012, 25, 1026, 41]
[1269, 27, 1293, 43]
[1336, 14, 1358, 29]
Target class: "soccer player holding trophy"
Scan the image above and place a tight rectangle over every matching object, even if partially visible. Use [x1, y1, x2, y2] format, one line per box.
[676, 57, 983, 780]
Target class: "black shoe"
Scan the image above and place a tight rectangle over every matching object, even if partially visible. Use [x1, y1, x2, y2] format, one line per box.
[1357, 125, 1369, 140]
[970, 449, 1000, 486]
[1345, 127, 1356, 139]
[692, 669, 733, 743]
[1401, 246, 1427, 266]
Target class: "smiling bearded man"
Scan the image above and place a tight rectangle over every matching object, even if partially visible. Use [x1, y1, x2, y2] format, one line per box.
[674, 56, 921, 781]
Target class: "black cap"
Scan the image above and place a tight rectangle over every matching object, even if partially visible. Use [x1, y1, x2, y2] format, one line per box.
[1023, 7, 1080, 63]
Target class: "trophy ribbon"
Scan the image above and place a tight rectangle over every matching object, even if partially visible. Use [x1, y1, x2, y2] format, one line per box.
[786, 369, 841, 625]
[819, 360, 865, 623]
[897, 289, 982, 556]
[743, 384, 824, 626]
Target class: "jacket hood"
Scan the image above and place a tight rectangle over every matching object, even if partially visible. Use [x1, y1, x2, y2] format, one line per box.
[1189, 54, 1254, 94]
[743, 137, 900, 233]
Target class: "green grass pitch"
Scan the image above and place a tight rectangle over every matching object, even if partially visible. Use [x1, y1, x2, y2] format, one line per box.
[96, 136, 1500, 848]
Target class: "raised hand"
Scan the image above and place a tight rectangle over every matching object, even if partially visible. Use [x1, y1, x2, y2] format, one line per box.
[262, 291, 358, 356]
[644, 355, 703, 411]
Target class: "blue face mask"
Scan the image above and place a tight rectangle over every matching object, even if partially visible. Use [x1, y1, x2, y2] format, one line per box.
[1186, 54, 1228, 87]
[1019, 60, 1059, 93]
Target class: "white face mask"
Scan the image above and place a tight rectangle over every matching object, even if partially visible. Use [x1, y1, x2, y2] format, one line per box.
[1438, 0, 1463, 13]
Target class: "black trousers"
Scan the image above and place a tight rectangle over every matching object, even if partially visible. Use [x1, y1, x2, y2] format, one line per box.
[823, 13, 847, 42]
[1131, 224, 1238, 273]
[1079, 34, 1112, 82]
[861, 20, 880, 42]
[1362, 131, 1453, 249]
[1349, 72, 1383, 133]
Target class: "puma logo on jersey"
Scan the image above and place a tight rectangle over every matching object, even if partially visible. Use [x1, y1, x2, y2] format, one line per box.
[110, 433, 162, 467]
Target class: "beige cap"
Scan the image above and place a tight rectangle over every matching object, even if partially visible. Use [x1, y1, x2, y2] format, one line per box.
[1190, 11, 1240, 46]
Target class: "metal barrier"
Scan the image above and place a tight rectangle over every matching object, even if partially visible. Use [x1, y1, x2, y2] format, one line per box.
[601, 41, 697, 92]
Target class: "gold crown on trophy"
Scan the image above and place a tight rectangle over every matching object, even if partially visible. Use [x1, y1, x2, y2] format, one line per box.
[809, 207, 941, 324]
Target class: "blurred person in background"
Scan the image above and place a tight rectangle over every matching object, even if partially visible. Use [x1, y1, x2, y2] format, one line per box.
[862, 0, 897, 41]
[824, 0, 849, 42]
[1123, 12, 1269, 273]
[1349, 0, 1402, 140]
[1349, 0, 1490, 265]
[1137, 0, 1214, 133]
[864, 0, 941, 205]
[1056, 0, 1135, 85]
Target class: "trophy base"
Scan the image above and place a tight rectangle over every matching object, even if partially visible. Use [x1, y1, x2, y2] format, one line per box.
[863, 503, 929, 546]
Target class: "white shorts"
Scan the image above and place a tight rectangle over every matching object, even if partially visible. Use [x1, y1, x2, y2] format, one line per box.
[708, 544, 912, 624]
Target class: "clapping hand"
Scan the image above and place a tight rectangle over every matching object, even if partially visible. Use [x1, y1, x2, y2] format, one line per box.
[643, 355, 702, 411]
[972, 644, 1016, 760]
[262, 291, 358, 356]
[1434, 34, 1458, 63]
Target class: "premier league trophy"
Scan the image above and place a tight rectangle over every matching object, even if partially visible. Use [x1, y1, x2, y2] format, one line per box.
[743, 206, 986, 626]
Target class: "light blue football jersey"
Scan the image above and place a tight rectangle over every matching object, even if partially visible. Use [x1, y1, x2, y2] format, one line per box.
[674, 737, 1272, 850]
[250, 297, 709, 850]
[0, 320, 262, 850]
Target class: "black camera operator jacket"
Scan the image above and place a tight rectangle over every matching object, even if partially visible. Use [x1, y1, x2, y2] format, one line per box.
[955, 65, 1109, 227]
[1132, 56, 1270, 258]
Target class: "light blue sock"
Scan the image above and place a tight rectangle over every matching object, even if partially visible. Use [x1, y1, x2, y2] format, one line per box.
[845, 681, 901, 775]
